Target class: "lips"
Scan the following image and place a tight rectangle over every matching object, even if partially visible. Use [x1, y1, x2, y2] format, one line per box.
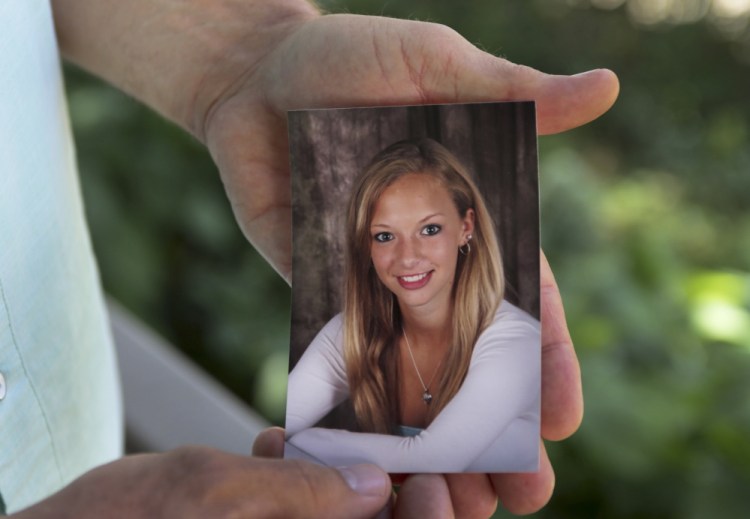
[397, 270, 433, 289]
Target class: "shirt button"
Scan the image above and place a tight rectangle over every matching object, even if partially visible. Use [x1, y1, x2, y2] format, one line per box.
[0, 372, 5, 401]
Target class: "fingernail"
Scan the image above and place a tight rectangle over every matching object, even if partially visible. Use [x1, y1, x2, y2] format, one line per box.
[337, 464, 389, 497]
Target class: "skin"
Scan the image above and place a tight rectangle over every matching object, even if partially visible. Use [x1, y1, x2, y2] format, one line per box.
[370, 174, 473, 322]
[369, 173, 475, 427]
[14, 446, 391, 519]
[29, 0, 619, 517]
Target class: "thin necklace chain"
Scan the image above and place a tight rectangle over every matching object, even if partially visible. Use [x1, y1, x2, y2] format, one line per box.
[402, 329, 442, 404]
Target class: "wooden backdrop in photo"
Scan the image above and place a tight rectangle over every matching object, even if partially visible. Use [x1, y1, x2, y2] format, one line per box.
[288, 102, 539, 427]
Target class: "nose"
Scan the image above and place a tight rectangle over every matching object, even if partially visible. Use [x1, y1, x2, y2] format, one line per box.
[396, 236, 421, 267]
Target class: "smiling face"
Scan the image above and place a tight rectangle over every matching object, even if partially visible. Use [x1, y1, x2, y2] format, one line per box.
[369, 173, 474, 316]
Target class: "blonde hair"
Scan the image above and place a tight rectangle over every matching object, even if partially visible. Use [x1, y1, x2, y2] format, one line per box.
[343, 138, 504, 433]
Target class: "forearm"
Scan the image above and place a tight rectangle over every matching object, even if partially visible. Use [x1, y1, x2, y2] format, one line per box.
[51, 0, 319, 139]
[285, 314, 351, 435]
[289, 416, 538, 473]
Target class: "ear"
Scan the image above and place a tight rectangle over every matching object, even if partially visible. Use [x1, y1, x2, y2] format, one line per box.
[461, 208, 475, 243]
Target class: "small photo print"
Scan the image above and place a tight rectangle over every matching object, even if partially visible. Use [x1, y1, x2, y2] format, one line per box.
[284, 102, 540, 473]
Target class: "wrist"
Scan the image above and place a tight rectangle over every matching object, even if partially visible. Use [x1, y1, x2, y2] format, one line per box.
[181, 1, 320, 142]
[53, 0, 319, 141]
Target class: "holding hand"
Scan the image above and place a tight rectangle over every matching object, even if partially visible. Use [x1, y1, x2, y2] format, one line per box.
[53, 1, 619, 516]
[198, 13, 619, 282]
[14, 445, 391, 519]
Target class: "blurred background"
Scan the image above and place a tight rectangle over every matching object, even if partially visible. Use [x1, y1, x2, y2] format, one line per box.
[64, 0, 750, 517]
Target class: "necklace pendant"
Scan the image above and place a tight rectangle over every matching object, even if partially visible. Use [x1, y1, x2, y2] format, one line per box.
[423, 390, 433, 405]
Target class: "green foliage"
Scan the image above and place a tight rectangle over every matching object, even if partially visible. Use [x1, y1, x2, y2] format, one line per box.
[65, 67, 290, 424]
[65, 0, 750, 516]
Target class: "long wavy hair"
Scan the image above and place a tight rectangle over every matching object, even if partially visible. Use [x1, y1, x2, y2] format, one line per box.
[343, 138, 504, 433]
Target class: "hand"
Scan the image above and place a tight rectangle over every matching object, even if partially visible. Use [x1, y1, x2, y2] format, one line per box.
[254, 428, 455, 519]
[13, 446, 391, 519]
[397, 252, 580, 517]
[204, 12, 613, 518]
[254, 252, 579, 518]
[198, 13, 619, 282]
[401, 251, 578, 517]
[54, 4, 615, 516]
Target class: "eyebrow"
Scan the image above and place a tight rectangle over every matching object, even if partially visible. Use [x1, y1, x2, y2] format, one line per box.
[371, 213, 445, 229]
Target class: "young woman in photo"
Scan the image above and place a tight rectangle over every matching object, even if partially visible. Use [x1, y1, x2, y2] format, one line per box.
[285, 138, 540, 472]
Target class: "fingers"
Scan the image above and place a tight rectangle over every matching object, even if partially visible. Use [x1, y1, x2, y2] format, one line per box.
[484, 63, 620, 135]
[394, 474, 455, 519]
[21, 448, 392, 519]
[490, 440, 555, 515]
[262, 15, 619, 137]
[438, 250, 577, 518]
[252, 426, 286, 458]
[444, 473, 498, 519]
[492, 251, 577, 516]
[401, 21, 620, 135]
[536, 68, 619, 135]
[205, 102, 294, 283]
[237, 460, 392, 519]
[250, 432, 392, 517]
[434, 32, 619, 135]
[208, 14, 619, 285]
[215, 450, 393, 519]
[540, 250, 583, 441]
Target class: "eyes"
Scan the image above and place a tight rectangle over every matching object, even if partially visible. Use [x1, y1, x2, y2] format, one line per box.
[421, 224, 441, 236]
[372, 224, 442, 243]
[373, 232, 394, 243]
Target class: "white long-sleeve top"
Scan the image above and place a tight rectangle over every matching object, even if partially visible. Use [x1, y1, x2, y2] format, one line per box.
[285, 300, 541, 473]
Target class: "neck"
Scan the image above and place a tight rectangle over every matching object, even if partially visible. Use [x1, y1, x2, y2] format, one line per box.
[399, 301, 452, 347]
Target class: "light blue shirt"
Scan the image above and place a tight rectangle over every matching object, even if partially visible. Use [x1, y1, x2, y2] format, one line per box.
[0, 1, 123, 513]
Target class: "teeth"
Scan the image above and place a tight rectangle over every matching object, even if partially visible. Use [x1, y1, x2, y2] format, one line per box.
[401, 272, 428, 282]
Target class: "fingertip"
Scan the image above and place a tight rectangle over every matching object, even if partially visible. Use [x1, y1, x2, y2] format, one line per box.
[445, 473, 498, 519]
[539, 250, 584, 441]
[492, 440, 555, 515]
[541, 340, 584, 441]
[336, 464, 391, 498]
[252, 426, 286, 458]
[395, 474, 453, 519]
[277, 461, 391, 519]
[536, 67, 620, 135]
[575, 67, 620, 111]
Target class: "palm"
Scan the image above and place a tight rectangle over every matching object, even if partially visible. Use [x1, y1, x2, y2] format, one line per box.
[204, 14, 617, 283]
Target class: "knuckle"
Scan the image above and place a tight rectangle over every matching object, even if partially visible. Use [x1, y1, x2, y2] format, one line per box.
[289, 460, 326, 502]
[418, 20, 464, 45]
[164, 446, 236, 511]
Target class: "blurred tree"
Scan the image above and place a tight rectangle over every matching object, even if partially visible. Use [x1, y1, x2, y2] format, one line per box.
[65, 66, 291, 424]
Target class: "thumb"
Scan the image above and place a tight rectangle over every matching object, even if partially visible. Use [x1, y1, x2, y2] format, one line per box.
[262, 16, 619, 136]
[270, 461, 392, 519]
[501, 66, 620, 135]
[446, 40, 620, 134]
[252, 426, 286, 458]
[393, 20, 620, 135]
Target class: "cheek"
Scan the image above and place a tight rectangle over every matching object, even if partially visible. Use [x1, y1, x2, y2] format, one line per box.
[431, 237, 459, 267]
[370, 247, 392, 282]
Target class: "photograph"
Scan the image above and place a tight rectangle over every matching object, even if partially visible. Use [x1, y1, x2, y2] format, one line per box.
[284, 102, 541, 473]
[16, 0, 745, 516]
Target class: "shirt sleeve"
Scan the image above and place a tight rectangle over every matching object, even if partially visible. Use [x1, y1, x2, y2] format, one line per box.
[287, 302, 541, 473]
[285, 314, 351, 436]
